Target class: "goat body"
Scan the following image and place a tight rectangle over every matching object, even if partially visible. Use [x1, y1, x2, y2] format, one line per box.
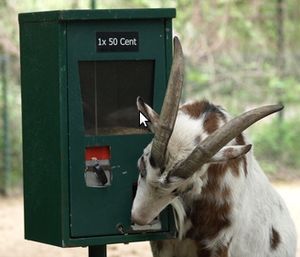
[133, 100, 296, 257]
[131, 38, 296, 257]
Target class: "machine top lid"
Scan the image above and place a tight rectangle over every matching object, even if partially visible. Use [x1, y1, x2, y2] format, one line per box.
[19, 8, 176, 23]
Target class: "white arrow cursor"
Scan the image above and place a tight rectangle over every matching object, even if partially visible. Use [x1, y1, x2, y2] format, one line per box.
[139, 111, 149, 127]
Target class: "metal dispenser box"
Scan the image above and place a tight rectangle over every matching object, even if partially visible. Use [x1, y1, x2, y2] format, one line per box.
[19, 9, 176, 247]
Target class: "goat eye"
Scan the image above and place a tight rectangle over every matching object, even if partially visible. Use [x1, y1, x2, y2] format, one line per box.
[139, 156, 146, 178]
[172, 188, 179, 196]
[149, 155, 157, 168]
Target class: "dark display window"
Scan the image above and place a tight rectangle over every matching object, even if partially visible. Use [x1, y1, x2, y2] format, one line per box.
[79, 60, 154, 135]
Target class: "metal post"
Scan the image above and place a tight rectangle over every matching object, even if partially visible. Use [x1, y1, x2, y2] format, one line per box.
[89, 245, 107, 257]
[1, 55, 10, 196]
[90, 0, 96, 9]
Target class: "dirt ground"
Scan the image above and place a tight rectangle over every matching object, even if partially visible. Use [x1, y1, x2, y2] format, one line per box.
[0, 182, 299, 257]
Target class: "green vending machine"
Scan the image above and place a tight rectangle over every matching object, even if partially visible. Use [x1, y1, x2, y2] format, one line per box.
[19, 9, 176, 249]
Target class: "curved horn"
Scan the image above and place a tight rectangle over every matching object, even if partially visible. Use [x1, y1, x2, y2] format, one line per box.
[171, 104, 283, 178]
[151, 37, 185, 168]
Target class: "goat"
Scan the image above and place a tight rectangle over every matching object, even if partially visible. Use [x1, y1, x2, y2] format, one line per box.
[131, 37, 296, 257]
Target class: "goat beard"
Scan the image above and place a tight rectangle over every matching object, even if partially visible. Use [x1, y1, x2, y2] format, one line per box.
[171, 197, 187, 240]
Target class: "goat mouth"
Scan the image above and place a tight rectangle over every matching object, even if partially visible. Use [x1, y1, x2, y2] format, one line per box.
[131, 217, 152, 226]
[131, 214, 159, 226]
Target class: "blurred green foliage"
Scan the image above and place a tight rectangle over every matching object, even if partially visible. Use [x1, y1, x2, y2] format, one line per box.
[0, 0, 299, 192]
[253, 118, 300, 175]
[0, 73, 22, 190]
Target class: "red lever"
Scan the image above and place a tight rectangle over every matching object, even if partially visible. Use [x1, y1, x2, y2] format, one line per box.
[85, 146, 111, 160]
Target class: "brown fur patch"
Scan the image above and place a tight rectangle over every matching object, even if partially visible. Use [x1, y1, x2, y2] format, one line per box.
[270, 227, 281, 250]
[222, 186, 231, 198]
[180, 101, 210, 119]
[242, 157, 248, 176]
[180, 101, 225, 120]
[187, 164, 232, 241]
[210, 155, 244, 179]
[215, 245, 229, 257]
[156, 240, 164, 252]
[186, 157, 247, 242]
[180, 101, 227, 136]
[182, 101, 249, 243]
[150, 240, 164, 256]
[197, 243, 212, 257]
[186, 143, 248, 243]
[203, 112, 220, 134]
[227, 157, 241, 177]
[203, 103, 226, 134]
[187, 197, 231, 241]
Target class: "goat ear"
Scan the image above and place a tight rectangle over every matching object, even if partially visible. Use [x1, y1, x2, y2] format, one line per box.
[137, 96, 159, 133]
[209, 144, 252, 163]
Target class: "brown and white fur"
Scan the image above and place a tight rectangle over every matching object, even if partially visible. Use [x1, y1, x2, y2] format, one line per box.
[131, 100, 296, 257]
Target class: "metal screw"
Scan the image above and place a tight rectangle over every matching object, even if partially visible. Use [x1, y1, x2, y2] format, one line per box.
[116, 223, 125, 234]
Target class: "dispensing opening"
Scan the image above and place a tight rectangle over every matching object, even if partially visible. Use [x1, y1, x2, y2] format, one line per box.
[78, 60, 154, 136]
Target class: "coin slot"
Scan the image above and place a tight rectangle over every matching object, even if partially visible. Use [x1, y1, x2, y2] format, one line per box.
[84, 146, 112, 188]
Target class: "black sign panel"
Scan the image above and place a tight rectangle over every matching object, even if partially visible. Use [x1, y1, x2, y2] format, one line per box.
[96, 32, 139, 52]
